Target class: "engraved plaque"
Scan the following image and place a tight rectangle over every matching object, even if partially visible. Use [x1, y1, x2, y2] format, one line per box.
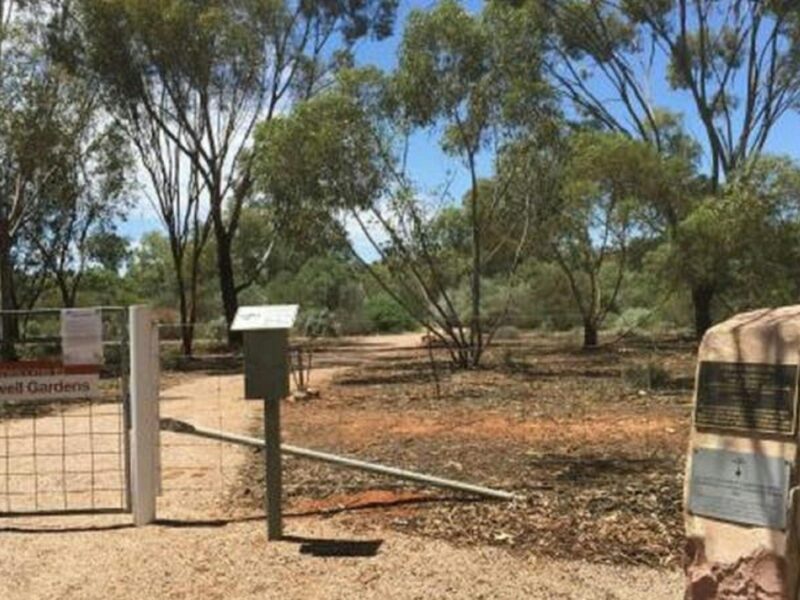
[695, 361, 799, 435]
[688, 448, 791, 529]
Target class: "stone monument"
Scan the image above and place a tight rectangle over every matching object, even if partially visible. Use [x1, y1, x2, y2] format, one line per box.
[685, 305, 800, 599]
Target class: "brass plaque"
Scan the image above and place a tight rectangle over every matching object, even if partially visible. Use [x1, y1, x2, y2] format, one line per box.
[694, 361, 798, 435]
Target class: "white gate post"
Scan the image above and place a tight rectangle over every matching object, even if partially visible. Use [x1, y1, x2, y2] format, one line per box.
[130, 305, 159, 526]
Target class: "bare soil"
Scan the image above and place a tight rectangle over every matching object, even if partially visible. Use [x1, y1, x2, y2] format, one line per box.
[236, 332, 694, 569]
[0, 331, 689, 598]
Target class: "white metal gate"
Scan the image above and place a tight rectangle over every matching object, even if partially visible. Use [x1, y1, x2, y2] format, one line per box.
[0, 306, 159, 521]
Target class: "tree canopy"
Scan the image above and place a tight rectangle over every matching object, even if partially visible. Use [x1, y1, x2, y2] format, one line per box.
[1, 0, 800, 362]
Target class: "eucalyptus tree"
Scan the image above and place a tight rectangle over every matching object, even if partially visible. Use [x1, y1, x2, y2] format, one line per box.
[254, 72, 486, 365]
[657, 155, 800, 316]
[389, 0, 551, 366]
[256, 0, 553, 368]
[505, 0, 800, 336]
[0, 0, 41, 347]
[0, 1, 129, 358]
[123, 92, 210, 356]
[21, 122, 131, 308]
[77, 0, 397, 340]
[540, 130, 683, 347]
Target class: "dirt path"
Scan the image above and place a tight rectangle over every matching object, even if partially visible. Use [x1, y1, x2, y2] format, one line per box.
[0, 333, 684, 599]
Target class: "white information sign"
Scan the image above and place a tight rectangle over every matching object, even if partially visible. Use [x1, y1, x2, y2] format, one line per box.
[231, 305, 299, 331]
[61, 308, 103, 365]
[0, 361, 99, 402]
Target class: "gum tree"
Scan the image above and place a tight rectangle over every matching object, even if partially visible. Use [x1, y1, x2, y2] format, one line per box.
[389, 0, 551, 365]
[0, 1, 129, 356]
[255, 0, 554, 368]
[121, 92, 211, 356]
[78, 0, 397, 341]
[507, 0, 800, 336]
[541, 130, 684, 347]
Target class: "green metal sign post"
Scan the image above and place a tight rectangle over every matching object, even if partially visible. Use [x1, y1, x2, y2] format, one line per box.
[231, 304, 298, 542]
[263, 395, 283, 540]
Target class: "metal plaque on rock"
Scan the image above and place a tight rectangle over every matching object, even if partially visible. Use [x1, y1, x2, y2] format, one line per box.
[688, 448, 791, 529]
[694, 361, 799, 435]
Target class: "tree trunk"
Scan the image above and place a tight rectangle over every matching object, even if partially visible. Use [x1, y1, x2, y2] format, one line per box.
[164, 235, 192, 357]
[212, 214, 239, 346]
[0, 217, 18, 360]
[183, 233, 206, 358]
[583, 320, 598, 349]
[177, 280, 192, 357]
[180, 326, 192, 357]
[468, 153, 482, 367]
[184, 308, 196, 358]
[182, 263, 198, 359]
[57, 276, 75, 308]
[692, 284, 715, 340]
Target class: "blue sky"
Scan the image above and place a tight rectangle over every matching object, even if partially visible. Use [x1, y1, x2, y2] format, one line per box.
[120, 0, 800, 248]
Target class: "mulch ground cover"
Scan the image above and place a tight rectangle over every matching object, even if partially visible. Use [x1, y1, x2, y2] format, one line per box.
[232, 332, 696, 567]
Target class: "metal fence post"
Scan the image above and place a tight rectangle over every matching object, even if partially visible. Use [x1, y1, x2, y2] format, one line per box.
[130, 305, 158, 526]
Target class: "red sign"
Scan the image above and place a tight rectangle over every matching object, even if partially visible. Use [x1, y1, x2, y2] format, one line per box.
[0, 361, 100, 401]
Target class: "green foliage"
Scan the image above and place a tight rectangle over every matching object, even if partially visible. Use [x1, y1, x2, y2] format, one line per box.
[127, 232, 179, 309]
[0, 2, 134, 313]
[292, 257, 355, 311]
[531, 0, 800, 335]
[519, 261, 582, 330]
[297, 308, 339, 338]
[651, 155, 800, 320]
[395, 0, 550, 143]
[608, 308, 656, 333]
[535, 130, 685, 346]
[77, 0, 399, 335]
[86, 232, 131, 273]
[364, 292, 416, 333]
[4, 0, 800, 356]
[254, 77, 389, 215]
[395, 0, 490, 131]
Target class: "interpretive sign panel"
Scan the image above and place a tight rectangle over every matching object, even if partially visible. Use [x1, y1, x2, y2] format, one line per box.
[694, 361, 798, 435]
[0, 361, 99, 402]
[61, 308, 103, 365]
[688, 448, 790, 529]
[231, 305, 299, 331]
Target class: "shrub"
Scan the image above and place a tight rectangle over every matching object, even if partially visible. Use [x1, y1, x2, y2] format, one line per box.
[622, 361, 671, 390]
[364, 293, 416, 333]
[197, 317, 228, 344]
[297, 308, 339, 338]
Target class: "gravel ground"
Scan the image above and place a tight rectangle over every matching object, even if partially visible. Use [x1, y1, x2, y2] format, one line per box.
[0, 516, 682, 599]
[0, 334, 684, 599]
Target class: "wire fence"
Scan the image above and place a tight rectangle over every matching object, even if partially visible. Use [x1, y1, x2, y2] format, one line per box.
[156, 371, 227, 496]
[155, 323, 247, 515]
[0, 308, 129, 516]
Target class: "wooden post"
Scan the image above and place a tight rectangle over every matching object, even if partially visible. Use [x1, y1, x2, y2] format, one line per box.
[130, 305, 158, 526]
[263, 396, 283, 540]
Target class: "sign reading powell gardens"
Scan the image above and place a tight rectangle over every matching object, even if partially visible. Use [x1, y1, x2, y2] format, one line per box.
[0, 361, 99, 401]
[0, 308, 102, 403]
